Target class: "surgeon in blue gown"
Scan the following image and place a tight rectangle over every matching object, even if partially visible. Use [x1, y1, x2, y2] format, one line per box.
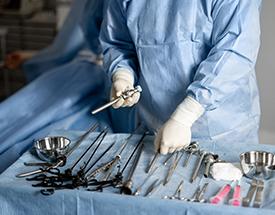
[100, 0, 262, 154]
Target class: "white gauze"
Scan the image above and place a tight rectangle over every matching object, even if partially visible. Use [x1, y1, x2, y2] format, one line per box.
[210, 162, 243, 181]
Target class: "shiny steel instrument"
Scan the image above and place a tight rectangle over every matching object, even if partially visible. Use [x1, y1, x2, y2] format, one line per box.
[91, 86, 142, 114]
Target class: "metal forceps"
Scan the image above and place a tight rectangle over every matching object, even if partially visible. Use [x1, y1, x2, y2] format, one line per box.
[146, 152, 160, 173]
[26, 168, 64, 188]
[163, 152, 184, 186]
[145, 179, 163, 197]
[91, 86, 142, 114]
[133, 166, 159, 196]
[188, 182, 209, 202]
[183, 142, 200, 167]
[163, 180, 184, 200]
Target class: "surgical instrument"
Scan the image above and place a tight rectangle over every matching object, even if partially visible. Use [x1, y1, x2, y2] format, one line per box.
[86, 159, 118, 180]
[83, 142, 115, 176]
[188, 182, 209, 202]
[145, 179, 163, 197]
[229, 181, 242, 206]
[203, 153, 219, 178]
[190, 150, 207, 183]
[163, 180, 184, 200]
[163, 151, 184, 186]
[133, 167, 159, 196]
[253, 180, 264, 208]
[146, 151, 160, 173]
[242, 179, 258, 207]
[120, 142, 145, 195]
[91, 86, 142, 114]
[101, 133, 136, 181]
[210, 182, 234, 204]
[16, 124, 98, 178]
[79, 131, 108, 174]
[87, 132, 146, 181]
[87, 125, 143, 180]
[24, 162, 52, 167]
[163, 152, 175, 166]
[70, 129, 107, 172]
[183, 142, 199, 167]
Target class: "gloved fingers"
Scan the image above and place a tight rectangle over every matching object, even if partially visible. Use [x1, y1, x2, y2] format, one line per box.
[122, 97, 133, 107]
[160, 144, 169, 155]
[113, 81, 129, 96]
[168, 147, 175, 154]
[129, 92, 140, 106]
[176, 146, 184, 152]
[113, 98, 124, 109]
[122, 92, 140, 107]
[110, 88, 123, 108]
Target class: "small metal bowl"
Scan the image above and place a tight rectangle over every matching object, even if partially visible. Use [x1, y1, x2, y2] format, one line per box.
[34, 136, 71, 162]
[240, 151, 274, 179]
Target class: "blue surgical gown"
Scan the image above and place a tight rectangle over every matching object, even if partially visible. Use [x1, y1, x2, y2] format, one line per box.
[100, 0, 262, 144]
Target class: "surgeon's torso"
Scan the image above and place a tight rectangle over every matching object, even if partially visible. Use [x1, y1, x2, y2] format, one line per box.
[120, 0, 260, 140]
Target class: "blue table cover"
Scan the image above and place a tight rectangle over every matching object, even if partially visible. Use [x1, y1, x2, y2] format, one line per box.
[0, 130, 275, 215]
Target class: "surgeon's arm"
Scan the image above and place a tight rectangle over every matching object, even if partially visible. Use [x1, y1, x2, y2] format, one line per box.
[100, 0, 140, 108]
[187, 0, 261, 110]
[155, 0, 261, 154]
[80, 0, 104, 55]
[100, 0, 139, 79]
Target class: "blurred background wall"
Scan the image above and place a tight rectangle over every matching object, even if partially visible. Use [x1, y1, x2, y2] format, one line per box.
[256, 0, 275, 145]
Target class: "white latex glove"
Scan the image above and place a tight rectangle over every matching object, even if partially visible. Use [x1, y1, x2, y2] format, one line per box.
[111, 69, 140, 108]
[154, 96, 204, 155]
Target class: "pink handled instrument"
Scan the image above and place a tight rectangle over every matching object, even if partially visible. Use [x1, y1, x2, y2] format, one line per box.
[229, 181, 241, 206]
[210, 183, 232, 204]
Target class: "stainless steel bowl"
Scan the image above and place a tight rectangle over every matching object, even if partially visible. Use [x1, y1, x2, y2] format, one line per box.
[240, 151, 275, 179]
[34, 136, 71, 162]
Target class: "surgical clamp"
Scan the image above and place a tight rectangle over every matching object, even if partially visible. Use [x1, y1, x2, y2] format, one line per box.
[190, 150, 207, 183]
[188, 182, 209, 202]
[163, 180, 184, 200]
[163, 151, 184, 186]
[120, 141, 145, 195]
[146, 151, 160, 173]
[242, 179, 258, 207]
[183, 142, 199, 167]
[145, 179, 163, 197]
[134, 167, 159, 196]
[163, 152, 175, 166]
[91, 86, 142, 114]
[100, 133, 135, 181]
[86, 125, 142, 180]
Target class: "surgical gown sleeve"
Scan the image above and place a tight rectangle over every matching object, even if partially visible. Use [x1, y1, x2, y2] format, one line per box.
[81, 0, 104, 55]
[187, 0, 261, 110]
[100, 0, 139, 80]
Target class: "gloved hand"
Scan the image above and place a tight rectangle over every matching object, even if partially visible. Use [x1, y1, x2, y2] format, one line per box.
[154, 96, 204, 154]
[111, 69, 140, 108]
